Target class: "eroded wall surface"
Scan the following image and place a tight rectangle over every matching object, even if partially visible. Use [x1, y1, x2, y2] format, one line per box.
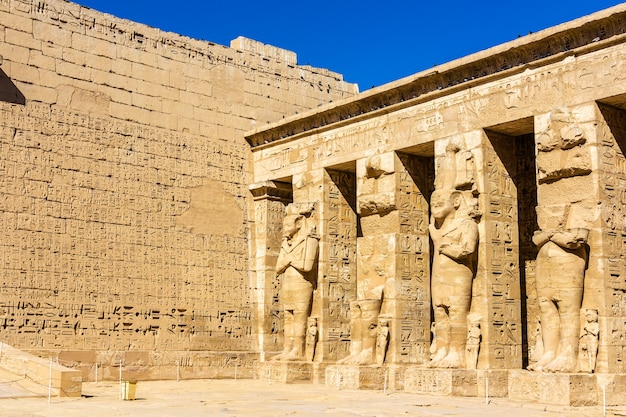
[0, 0, 357, 378]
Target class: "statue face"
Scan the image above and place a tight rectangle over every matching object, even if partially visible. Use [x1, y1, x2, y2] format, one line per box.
[282, 214, 300, 238]
[430, 190, 455, 221]
[585, 309, 598, 321]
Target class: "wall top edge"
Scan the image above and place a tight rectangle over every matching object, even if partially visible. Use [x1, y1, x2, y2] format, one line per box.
[11, 0, 349, 81]
[245, 4, 626, 149]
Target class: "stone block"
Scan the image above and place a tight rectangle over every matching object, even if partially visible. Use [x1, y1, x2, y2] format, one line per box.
[404, 368, 508, 398]
[508, 370, 598, 406]
[325, 365, 394, 390]
[5, 28, 41, 50]
[256, 362, 314, 384]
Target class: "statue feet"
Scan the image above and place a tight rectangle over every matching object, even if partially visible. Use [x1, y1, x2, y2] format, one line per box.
[428, 349, 463, 368]
[338, 348, 373, 365]
[270, 349, 290, 362]
[543, 353, 576, 373]
[527, 351, 556, 371]
[270, 344, 304, 362]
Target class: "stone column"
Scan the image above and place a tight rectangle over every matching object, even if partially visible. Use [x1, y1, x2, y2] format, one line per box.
[341, 151, 431, 365]
[314, 169, 358, 362]
[591, 102, 626, 374]
[470, 130, 527, 370]
[528, 104, 602, 373]
[249, 181, 292, 360]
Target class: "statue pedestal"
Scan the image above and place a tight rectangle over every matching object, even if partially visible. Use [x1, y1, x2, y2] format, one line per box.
[324, 365, 401, 390]
[508, 370, 605, 406]
[404, 368, 508, 397]
[256, 361, 318, 384]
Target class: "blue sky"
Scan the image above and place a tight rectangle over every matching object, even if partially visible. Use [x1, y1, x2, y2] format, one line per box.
[73, 1, 624, 91]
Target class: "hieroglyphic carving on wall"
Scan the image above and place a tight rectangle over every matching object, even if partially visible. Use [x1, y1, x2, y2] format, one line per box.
[320, 169, 357, 362]
[395, 153, 433, 364]
[479, 131, 527, 369]
[596, 102, 626, 373]
[0, 102, 253, 351]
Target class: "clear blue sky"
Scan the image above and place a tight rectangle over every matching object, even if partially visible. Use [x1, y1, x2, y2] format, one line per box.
[73, 1, 625, 91]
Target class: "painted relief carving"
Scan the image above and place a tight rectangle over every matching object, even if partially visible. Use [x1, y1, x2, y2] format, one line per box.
[272, 203, 320, 361]
[429, 144, 479, 369]
[527, 205, 588, 372]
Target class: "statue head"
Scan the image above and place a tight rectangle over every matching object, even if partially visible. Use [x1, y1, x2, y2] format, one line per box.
[282, 213, 303, 239]
[585, 309, 598, 322]
[431, 189, 462, 222]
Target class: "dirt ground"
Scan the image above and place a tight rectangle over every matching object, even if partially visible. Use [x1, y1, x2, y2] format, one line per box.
[1, 378, 625, 417]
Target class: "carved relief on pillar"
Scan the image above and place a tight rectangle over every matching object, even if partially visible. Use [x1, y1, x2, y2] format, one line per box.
[480, 130, 533, 370]
[595, 103, 626, 374]
[535, 108, 592, 183]
[320, 169, 358, 362]
[249, 181, 293, 355]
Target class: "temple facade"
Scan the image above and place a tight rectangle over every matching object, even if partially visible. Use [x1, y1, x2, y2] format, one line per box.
[247, 4, 626, 405]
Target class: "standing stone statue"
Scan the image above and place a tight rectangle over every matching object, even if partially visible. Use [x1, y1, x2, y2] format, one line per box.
[428, 188, 479, 368]
[465, 313, 482, 370]
[272, 203, 319, 361]
[305, 317, 318, 362]
[528, 223, 588, 372]
[375, 316, 391, 366]
[578, 309, 599, 373]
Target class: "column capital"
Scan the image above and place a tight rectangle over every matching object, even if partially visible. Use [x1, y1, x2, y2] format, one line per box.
[249, 181, 292, 203]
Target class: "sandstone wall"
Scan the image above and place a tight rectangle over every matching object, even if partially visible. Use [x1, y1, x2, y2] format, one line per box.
[0, 0, 357, 379]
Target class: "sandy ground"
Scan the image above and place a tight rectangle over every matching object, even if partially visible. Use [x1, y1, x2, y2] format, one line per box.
[0, 378, 625, 417]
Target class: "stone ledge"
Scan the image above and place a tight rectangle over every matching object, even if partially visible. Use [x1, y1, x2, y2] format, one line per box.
[404, 368, 508, 398]
[324, 365, 401, 391]
[0, 342, 82, 397]
[507, 370, 626, 406]
[256, 361, 316, 384]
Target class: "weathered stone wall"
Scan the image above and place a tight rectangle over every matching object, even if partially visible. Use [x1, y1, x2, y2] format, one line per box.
[0, 0, 357, 379]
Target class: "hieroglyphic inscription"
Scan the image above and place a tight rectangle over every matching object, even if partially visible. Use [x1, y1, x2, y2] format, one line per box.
[481, 131, 525, 369]
[0, 102, 253, 351]
[321, 170, 357, 361]
[395, 153, 433, 363]
[597, 103, 626, 373]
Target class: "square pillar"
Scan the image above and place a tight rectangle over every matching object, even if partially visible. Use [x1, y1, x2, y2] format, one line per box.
[528, 103, 602, 373]
[592, 102, 626, 374]
[315, 169, 358, 362]
[349, 151, 432, 365]
[249, 181, 292, 360]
